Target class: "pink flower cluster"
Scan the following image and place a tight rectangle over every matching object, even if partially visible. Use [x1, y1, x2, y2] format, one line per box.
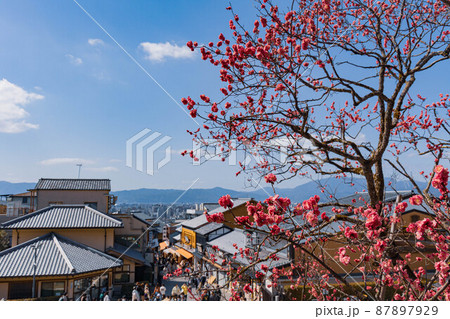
[365, 209, 382, 230]
[205, 211, 225, 223]
[265, 195, 291, 214]
[218, 194, 234, 208]
[409, 195, 423, 206]
[234, 215, 252, 227]
[302, 195, 321, 226]
[264, 173, 277, 184]
[406, 218, 437, 240]
[344, 227, 358, 240]
[432, 165, 449, 196]
[338, 247, 350, 265]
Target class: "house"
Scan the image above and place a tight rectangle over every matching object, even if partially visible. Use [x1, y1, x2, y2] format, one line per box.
[107, 212, 157, 283]
[0, 205, 124, 300]
[0, 192, 36, 224]
[32, 178, 116, 213]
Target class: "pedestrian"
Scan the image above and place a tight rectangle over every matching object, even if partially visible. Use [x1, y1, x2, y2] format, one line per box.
[201, 289, 210, 301]
[80, 293, 87, 301]
[103, 290, 111, 301]
[144, 284, 151, 301]
[171, 284, 181, 297]
[160, 283, 166, 298]
[58, 292, 68, 301]
[132, 286, 141, 301]
[153, 283, 161, 297]
[181, 283, 188, 296]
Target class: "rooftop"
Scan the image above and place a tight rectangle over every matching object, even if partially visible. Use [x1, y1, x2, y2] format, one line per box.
[0, 233, 122, 277]
[1, 205, 123, 229]
[195, 222, 226, 236]
[34, 178, 111, 191]
[180, 214, 208, 230]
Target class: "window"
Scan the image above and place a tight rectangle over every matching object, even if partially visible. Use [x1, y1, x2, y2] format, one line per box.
[0, 205, 6, 215]
[22, 197, 28, 204]
[113, 265, 131, 284]
[84, 202, 98, 210]
[411, 215, 420, 223]
[115, 235, 140, 249]
[41, 282, 65, 297]
[9, 281, 32, 300]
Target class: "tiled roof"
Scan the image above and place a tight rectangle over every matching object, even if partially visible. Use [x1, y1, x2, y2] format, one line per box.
[207, 229, 247, 256]
[0, 233, 122, 277]
[107, 244, 146, 264]
[207, 229, 290, 269]
[195, 222, 225, 236]
[181, 214, 208, 230]
[34, 178, 111, 191]
[1, 205, 123, 229]
[131, 213, 152, 225]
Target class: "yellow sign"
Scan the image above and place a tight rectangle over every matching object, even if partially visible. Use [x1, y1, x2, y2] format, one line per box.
[181, 228, 196, 249]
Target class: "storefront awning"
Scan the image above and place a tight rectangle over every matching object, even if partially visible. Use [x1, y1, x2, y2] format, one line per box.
[176, 248, 194, 259]
[159, 241, 168, 251]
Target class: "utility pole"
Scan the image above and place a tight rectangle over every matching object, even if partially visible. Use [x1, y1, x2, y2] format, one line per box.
[31, 243, 41, 298]
[76, 164, 82, 179]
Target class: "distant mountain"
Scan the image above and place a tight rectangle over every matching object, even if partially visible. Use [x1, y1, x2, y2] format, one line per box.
[113, 178, 429, 204]
[0, 178, 428, 204]
[0, 181, 35, 195]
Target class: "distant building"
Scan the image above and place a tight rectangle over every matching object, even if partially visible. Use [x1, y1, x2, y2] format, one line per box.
[32, 178, 116, 213]
[0, 192, 36, 224]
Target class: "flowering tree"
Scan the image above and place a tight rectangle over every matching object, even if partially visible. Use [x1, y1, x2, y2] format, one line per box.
[199, 166, 449, 301]
[179, 0, 450, 301]
[183, 0, 450, 206]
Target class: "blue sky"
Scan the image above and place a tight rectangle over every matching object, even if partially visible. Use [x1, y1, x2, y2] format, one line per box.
[0, 0, 447, 192]
[0, 0, 262, 191]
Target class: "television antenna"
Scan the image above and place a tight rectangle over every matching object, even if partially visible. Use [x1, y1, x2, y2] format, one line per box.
[76, 164, 82, 179]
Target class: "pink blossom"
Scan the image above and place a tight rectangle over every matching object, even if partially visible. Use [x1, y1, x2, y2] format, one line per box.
[205, 211, 225, 223]
[365, 210, 382, 230]
[344, 227, 358, 240]
[338, 247, 350, 265]
[218, 195, 234, 209]
[264, 173, 277, 184]
[409, 195, 423, 206]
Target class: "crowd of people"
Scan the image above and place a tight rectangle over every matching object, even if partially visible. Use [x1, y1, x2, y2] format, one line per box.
[129, 282, 188, 301]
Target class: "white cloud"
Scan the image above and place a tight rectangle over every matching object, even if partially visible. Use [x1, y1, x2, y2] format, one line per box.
[0, 79, 43, 133]
[40, 158, 94, 166]
[85, 166, 119, 172]
[88, 38, 104, 46]
[139, 42, 195, 62]
[65, 54, 83, 65]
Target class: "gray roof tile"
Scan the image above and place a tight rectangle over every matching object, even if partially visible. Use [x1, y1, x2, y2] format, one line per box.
[0, 233, 122, 277]
[195, 223, 225, 236]
[34, 178, 111, 191]
[1, 205, 123, 229]
[181, 214, 208, 230]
